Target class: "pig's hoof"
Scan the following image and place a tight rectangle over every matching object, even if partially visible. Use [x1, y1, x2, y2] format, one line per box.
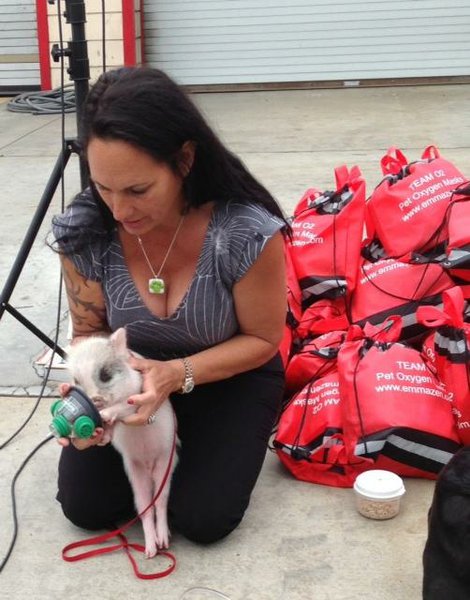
[145, 543, 158, 559]
[156, 529, 170, 550]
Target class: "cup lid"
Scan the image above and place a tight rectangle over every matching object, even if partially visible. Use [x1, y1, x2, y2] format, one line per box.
[353, 470, 406, 499]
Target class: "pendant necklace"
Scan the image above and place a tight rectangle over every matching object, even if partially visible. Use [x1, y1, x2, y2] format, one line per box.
[137, 215, 185, 294]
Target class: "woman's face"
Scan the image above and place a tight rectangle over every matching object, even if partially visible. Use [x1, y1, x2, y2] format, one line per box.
[87, 137, 186, 235]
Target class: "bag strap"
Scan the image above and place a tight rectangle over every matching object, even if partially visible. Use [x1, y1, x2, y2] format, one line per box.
[421, 145, 441, 160]
[443, 286, 465, 325]
[334, 165, 350, 189]
[334, 164, 363, 190]
[292, 187, 324, 217]
[380, 147, 408, 175]
[368, 315, 403, 343]
[348, 317, 403, 344]
[417, 286, 465, 327]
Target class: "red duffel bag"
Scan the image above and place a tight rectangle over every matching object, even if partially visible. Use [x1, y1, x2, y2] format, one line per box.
[337, 318, 461, 479]
[350, 257, 454, 343]
[289, 165, 366, 310]
[367, 145, 466, 258]
[417, 286, 470, 444]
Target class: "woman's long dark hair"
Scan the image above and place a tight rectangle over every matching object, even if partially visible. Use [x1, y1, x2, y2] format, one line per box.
[79, 67, 286, 224]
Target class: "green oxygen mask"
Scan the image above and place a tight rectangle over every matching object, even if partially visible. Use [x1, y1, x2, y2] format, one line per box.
[50, 387, 103, 439]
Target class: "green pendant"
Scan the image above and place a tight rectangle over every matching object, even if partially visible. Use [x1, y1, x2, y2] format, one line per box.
[149, 277, 165, 294]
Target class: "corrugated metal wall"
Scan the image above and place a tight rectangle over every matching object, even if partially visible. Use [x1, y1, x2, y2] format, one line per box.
[0, 0, 40, 91]
[143, 0, 470, 86]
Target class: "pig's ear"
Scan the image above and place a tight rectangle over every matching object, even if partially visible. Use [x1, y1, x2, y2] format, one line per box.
[109, 327, 128, 357]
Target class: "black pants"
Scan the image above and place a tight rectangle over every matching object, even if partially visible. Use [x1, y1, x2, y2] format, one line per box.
[56, 355, 284, 544]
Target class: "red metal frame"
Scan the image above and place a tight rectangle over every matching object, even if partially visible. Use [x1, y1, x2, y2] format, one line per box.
[122, 0, 137, 66]
[36, 0, 52, 90]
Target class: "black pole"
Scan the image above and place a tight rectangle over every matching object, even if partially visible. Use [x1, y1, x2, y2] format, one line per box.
[65, 0, 89, 188]
[51, 0, 90, 188]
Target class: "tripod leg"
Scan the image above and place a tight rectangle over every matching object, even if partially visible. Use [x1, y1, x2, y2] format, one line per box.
[0, 140, 76, 354]
[3, 305, 66, 359]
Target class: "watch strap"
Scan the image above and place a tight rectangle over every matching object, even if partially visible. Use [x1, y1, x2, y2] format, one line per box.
[180, 357, 194, 393]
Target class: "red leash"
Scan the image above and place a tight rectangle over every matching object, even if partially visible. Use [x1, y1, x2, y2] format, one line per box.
[62, 424, 177, 579]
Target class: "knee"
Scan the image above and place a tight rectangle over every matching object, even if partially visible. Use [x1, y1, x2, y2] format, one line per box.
[56, 489, 135, 531]
[170, 502, 246, 544]
[57, 493, 105, 531]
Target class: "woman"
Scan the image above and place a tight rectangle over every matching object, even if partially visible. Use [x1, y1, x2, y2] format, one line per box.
[52, 67, 288, 544]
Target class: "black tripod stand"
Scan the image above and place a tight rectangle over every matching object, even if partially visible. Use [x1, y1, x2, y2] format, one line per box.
[0, 0, 90, 359]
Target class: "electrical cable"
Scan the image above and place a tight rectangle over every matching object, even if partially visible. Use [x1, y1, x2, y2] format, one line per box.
[6, 84, 76, 115]
[0, 435, 54, 574]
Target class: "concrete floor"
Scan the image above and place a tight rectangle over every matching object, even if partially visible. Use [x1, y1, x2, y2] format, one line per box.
[1, 82, 469, 599]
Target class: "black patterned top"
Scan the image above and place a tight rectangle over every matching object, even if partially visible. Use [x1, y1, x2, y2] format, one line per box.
[52, 190, 284, 360]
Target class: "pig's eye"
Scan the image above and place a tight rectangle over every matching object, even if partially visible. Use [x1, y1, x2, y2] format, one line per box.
[99, 367, 112, 383]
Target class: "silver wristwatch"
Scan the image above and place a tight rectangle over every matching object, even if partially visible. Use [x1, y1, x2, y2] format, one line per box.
[180, 357, 195, 394]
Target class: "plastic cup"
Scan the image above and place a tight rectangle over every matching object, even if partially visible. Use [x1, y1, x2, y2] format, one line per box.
[353, 470, 406, 520]
[179, 590, 232, 600]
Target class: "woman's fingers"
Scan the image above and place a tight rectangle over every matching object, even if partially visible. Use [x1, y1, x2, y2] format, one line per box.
[58, 382, 72, 397]
[123, 396, 162, 426]
[72, 428, 105, 449]
[56, 427, 105, 450]
[56, 437, 71, 447]
[127, 389, 152, 407]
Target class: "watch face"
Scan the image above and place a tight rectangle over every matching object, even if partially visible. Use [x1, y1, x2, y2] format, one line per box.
[183, 379, 195, 393]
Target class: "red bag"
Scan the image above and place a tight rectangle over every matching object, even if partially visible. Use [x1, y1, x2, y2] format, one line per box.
[337, 319, 461, 479]
[417, 287, 470, 444]
[285, 330, 345, 395]
[289, 166, 366, 309]
[350, 257, 454, 343]
[367, 146, 466, 258]
[274, 371, 363, 487]
[295, 297, 350, 341]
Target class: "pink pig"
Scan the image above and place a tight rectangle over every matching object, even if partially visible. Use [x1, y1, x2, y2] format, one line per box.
[66, 327, 177, 557]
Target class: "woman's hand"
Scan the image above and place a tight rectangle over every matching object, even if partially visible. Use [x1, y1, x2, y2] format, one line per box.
[56, 427, 106, 449]
[122, 357, 184, 426]
[55, 382, 106, 449]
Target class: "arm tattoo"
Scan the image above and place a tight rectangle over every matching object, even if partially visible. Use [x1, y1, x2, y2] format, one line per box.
[63, 266, 109, 333]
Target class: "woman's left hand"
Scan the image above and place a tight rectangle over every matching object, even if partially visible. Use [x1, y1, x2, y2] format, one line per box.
[122, 356, 183, 426]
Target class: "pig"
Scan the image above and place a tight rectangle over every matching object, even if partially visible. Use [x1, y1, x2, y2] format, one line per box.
[65, 327, 177, 558]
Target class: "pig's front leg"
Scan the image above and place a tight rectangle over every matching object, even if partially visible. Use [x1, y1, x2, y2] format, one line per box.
[100, 402, 134, 423]
[98, 408, 118, 445]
